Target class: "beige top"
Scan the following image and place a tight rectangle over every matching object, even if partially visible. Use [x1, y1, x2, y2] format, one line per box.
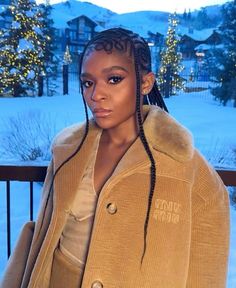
[59, 134, 100, 268]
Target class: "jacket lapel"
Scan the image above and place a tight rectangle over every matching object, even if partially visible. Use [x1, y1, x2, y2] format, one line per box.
[52, 127, 100, 216]
[31, 126, 100, 278]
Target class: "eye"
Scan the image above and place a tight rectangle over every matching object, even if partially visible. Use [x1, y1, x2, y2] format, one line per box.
[81, 80, 93, 88]
[108, 76, 124, 84]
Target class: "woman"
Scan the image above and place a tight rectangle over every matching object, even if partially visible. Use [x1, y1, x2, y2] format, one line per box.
[1, 28, 229, 288]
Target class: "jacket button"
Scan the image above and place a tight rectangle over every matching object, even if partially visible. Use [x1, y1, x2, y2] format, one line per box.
[91, 280, 103, 288]
[106, 202, 117, 214]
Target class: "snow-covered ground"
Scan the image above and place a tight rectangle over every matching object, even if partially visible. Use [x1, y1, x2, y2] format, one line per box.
[0, 82, 235, 286]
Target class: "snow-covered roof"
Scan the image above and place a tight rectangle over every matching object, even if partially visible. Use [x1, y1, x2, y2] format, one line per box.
[51, 0, 116, 29]
[194, 43, 211, 51]
[180, 27, 217, 41]
[195, 43, 224, 51]
[67, 14, 97, 26]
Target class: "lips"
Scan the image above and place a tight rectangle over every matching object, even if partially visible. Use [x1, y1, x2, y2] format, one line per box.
[93, 108, 112, 118]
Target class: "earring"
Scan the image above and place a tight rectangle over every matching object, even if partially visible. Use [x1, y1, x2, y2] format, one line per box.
[143, 90, 149, 95]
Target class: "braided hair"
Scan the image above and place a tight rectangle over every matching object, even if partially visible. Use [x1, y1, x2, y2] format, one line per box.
[38, 28, 168, 266]
[78, 28, 168, 265]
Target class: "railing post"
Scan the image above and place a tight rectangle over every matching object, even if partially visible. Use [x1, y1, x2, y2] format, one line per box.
[30, 181, 34, 221]
[6, 180, 11, 258]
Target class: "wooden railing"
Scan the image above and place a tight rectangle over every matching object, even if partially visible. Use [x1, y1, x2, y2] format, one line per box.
[0, 165, 236, 258]
[0, 165, 47, 257]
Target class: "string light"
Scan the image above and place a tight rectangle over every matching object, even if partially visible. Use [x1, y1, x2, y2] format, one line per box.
[157, 12, 185, 95]
[63, 45, 72, 65]
[0, 0, 49, 96]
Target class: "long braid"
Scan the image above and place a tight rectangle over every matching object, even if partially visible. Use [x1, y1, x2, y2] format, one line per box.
[37, 52, 90, 237]
[133, 45, 157, 265]
[37, 103, 89, 237]
[148, 82, 169, 112]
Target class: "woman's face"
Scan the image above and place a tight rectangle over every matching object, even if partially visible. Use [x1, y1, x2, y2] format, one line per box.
[80, 49, 139, 131]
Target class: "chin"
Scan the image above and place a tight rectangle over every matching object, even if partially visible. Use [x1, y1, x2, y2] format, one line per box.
[94, 118, 114, 130]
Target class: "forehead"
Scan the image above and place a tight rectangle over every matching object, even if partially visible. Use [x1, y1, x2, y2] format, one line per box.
[81, 48, 134, 71]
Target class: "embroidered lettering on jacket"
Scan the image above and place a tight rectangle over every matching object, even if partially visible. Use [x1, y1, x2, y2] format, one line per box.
[153, 199, 181, 224]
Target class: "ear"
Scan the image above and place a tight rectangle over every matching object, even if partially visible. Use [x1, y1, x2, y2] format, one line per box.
[141, 72, 155, 95]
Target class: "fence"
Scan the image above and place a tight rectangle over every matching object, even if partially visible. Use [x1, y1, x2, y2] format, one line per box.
[39, 60, 215, 98]
[0, 164, 236, 258]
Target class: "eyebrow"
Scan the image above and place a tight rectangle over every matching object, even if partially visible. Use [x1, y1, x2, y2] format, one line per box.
[80, 65, 129, 78]
[103, 65, 129, 73]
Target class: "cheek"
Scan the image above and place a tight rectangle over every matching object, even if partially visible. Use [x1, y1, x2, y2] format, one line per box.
[82, 91, 91, 106]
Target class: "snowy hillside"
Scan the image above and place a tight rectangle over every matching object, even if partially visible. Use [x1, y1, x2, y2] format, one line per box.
[105, 11, 169, 37]
[50, 0, 223, 38]
[51, 0, 116, 28]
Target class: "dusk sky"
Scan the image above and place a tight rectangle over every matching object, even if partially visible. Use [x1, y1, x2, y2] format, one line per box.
[38, 0, 228, 13]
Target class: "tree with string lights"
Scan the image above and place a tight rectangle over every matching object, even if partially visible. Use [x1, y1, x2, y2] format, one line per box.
[157, 12, 184, 97]
[38, 0, 59, 96]
[0, 0, 47, 96]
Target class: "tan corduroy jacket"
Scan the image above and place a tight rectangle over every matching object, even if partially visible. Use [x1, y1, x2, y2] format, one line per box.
[1, 105, 230, 288]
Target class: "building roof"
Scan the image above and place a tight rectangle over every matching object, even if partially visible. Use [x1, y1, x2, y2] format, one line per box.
[180, 27, 218, 41]
[67, 14, 98, 27]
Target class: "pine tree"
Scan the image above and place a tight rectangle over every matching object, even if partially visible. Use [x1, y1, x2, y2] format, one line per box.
[187, 9, 191, 22]
[157, 12, 184, 97]
[210, 1, 236, 106]
[38, 1, 58, 96]
[0, 0, 47, 96]
[194, 8, 209, 30]
[182, 9, 187, 23]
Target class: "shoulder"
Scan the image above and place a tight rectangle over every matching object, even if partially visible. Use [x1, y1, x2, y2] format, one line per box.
[51, 119, 100, 149]
[191, 149, 228, 212]
[144, 105, 194, 163]
[52, 123, 85, 147]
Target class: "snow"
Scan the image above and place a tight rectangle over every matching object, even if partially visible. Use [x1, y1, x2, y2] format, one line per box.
[49, 2, 222, 41]
[180, 27, 217, 41]
[27, 70, 36, 79]
[194, 43, 224, 51]
[11, 21, 21, 29]
[17, 38, 34, 52]
[0, 78, 235, 286]
[51, 0, 116, 29]
[25, 10, 35, 18]
[105, 11, 170, 38]
[33, 26, 43, 35]
[9, 68, 19, 75]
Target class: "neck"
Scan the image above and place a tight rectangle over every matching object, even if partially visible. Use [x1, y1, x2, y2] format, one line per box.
[102, 120, 139, 147]
[100, 105, 146, 147]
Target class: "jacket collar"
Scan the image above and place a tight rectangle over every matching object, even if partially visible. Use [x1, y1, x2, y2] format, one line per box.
[52, 105, 194, 167]
[51, 105, 194, 214]
[143, 105, 194, 162]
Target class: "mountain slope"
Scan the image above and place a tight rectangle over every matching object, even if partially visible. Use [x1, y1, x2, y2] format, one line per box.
[51, 0, 116, 28]
[50, 0, 223, 38]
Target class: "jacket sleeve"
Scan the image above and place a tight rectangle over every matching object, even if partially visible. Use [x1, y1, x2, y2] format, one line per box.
[0, 161, 54, 288]
[0, 222, 35, 288]
[186, 156, 230, 287]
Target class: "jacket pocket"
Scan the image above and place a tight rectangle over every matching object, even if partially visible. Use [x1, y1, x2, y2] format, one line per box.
[50, 248, 84, 288]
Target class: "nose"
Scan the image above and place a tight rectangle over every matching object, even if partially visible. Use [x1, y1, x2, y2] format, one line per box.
[91, 83, 106, 102]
